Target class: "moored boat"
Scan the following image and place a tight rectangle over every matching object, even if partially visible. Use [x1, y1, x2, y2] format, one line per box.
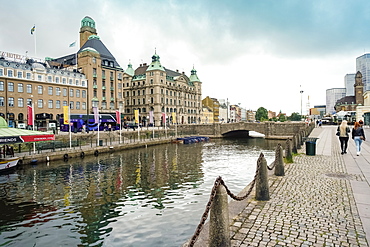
[0, 157, 20, 172]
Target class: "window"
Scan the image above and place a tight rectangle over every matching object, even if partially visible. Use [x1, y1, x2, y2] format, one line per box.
[76, 80, 79, 86]
[82, 90, 86, 98]
[0, 69, 3, 76]
[48, 86, 53, 95]
[63, 101, 67, 106]
[70, 101, 74, 109]
[62, 78, 66, 84]
[56, 87, 60, 96]
[93, 57, 96, 64]
[56, 100, 61, 109]
[18, 72, 23, 78]
[55, 77, 59, 83]
[63, 88, 67, 96]
[18, 83, 23, 93]
[7, 82, 14, 92]
[26, 73, 31, 79]
[37, 75, 42, 81]
[0, 97, 4, 106]
[18, 98, 24, 107]
[27, 84, 32, 93]
[82, 80, 86, 87]
[27, 99, 32, 106]
[70, 89, 74, 97]
[82, 102, 86, 110]
[143, 90, 145, 95]
[8, 97, 14, 107]
[69, 79, 73, 85]
[7, 70, 13, 77]
[37, 85, 43, 94]
[110, 102, 114, 109]
[38, 99, 43, 108]
[48, 76, 52, 82]
[76, 89, 80, 98]
[0, 81, 4, 91]
[76, 102, 80, 110]
[48, 100, 53, 109]
[126, 91, 129, 97]
[102, 102, 107, 109]
[118, 92, 122, 99]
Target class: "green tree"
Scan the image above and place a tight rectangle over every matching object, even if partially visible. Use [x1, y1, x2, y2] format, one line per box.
[289, 112, 301, 121]
[278, 114, 286, 122]
[255, 107, 268, 121]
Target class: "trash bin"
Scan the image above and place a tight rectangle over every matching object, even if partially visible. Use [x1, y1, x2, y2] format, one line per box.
[99, 140, 103, 146]
[305, 137, 319, 155]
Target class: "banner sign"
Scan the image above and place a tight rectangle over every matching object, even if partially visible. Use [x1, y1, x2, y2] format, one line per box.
[0, 134, 55, 144]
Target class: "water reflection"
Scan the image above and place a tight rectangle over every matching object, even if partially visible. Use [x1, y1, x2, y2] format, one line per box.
[0, 138, 281, 246]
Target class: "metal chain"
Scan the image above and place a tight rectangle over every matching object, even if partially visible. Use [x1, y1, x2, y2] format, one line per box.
[188, 176, 222, 247]
[187, 150, 280, 246]
[267, 143, 281, 170]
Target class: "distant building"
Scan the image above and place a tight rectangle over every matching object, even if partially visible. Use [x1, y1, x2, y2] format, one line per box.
[356, 53, 370, 91]
[268, 110, 276, 119]
[326, 88, 345, 115]
[344, 73, 355, 96]
[335, 71, 364, 113]
[246, 110, 256, 122]
[202, 96, 219, 123]
[201, 106, 213, 124]
[310, 105, 326, 119]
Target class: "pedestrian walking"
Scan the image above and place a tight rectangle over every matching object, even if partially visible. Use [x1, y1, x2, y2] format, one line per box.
[352, 121, 366, 156]
[336, 120, 350, 155]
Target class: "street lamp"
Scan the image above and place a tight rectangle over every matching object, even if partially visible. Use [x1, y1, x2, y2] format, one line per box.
[300, 89, 304, 117]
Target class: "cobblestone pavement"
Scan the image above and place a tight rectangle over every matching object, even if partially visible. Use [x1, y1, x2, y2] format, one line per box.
[230, 127, 369, 247]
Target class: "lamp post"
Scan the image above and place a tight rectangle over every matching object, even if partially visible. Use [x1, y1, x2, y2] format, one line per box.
[300, 89, 304, 118]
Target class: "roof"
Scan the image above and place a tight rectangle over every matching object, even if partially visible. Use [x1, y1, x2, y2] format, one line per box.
[335, 96, 356, 105]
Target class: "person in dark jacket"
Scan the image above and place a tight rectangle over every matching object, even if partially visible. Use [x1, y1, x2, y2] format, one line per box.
[337, 120, 350, 154]
[352, 121, 366, 156]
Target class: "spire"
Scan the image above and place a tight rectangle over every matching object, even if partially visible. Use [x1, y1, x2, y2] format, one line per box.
[189, 65, 200, 83]
[146, 50, 165, 72]
[125, 61, 134, 76]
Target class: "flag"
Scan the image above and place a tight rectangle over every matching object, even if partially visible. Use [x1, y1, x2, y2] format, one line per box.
[93, 107, 99, 124]
[27, 105, 34, 126]
[149, 111, 154, 124]
[162, 113, 166, 124]
[30, 25, 35, 35]
[63, 106, 69, 124]
[134, 110, 139, 124]
[115, 110, 121, 124]
[69, 41, 76, 47]
[172, 112, 177, 124]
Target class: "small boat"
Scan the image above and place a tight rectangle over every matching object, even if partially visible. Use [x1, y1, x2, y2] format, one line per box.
[0, 157, 20, 172]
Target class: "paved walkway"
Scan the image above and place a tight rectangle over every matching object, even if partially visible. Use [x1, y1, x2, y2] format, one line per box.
[230, 126, 370, 246]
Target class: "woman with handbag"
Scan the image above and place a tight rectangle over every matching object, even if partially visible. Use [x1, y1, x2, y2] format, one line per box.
[352, 121, 366, 156]
[337, 120, 350, 154]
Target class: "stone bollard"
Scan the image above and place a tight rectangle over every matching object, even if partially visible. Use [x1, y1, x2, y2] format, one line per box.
[255, 153, 270, 201]
[274, 144, 285, 176]
[297, 133, 302, 149]
[209, 184, 231, 247]
[285, 139, 293, 163]
[292, 135, 298, 154]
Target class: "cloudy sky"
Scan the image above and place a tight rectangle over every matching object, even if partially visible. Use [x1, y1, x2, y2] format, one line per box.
[1, 0, 370, 115]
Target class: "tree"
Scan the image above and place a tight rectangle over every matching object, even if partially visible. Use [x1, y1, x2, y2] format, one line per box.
[255, 107, 268, 121]
[288, 112, 301, 121]
[278, 114, 286, 122]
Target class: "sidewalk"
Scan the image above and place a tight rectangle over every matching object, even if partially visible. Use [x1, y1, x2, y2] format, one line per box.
[229, 126, 370, 246]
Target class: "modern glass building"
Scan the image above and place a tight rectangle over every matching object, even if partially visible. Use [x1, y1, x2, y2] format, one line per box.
[344, 73, 355, 96]
[326, 88, 346, 115]
[356, 53, 370, 91]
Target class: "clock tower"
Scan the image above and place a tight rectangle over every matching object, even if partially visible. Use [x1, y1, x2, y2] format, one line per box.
[354, 71, 364, 105]
[79, 16, 97, 48]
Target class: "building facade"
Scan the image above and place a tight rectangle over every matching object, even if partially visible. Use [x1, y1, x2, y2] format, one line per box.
[344, 73, 355, 96]
[326, 88, 346, 115]
[202, 96, 219, 123]
[356, 53, 370, 91]
[0, 51, 87, 129]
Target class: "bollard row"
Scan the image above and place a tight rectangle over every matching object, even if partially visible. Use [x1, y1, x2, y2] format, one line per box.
[187, 143, 286, 247]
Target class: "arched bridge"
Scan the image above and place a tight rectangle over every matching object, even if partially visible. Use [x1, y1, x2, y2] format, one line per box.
[176, 121, 312, 139]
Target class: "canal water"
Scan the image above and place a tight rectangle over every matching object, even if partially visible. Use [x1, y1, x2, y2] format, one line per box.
[0, 137, 282, 246]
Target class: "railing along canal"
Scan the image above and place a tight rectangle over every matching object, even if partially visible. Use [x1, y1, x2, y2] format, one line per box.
[186, 129, 310, 247]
